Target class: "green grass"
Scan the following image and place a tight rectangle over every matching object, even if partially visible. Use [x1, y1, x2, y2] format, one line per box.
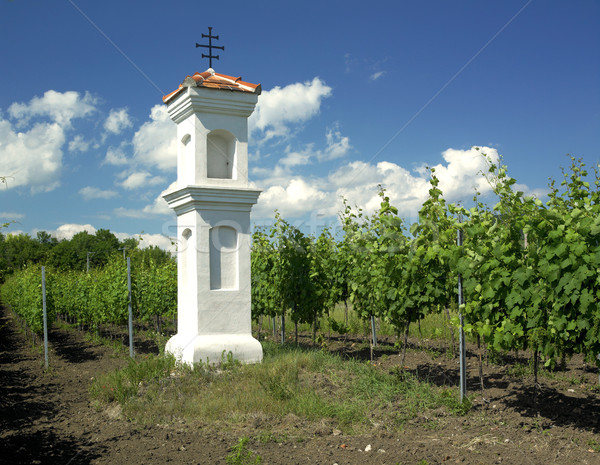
[90, 342, 472, 434]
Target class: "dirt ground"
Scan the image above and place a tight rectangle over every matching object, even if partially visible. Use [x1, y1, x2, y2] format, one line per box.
[2, 306, 600, 465]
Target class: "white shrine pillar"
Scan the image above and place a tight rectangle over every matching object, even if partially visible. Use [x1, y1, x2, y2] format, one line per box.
[162, 69, 262, 364]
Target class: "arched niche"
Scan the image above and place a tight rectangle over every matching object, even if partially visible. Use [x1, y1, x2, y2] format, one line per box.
[207, 129, 236, 179]
[209, 225, 238, 290]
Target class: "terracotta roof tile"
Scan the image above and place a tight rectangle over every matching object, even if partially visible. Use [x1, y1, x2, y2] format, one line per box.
[163, 68, 261, 103]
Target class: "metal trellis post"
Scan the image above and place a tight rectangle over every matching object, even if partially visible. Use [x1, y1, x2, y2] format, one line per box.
[127, 257, 134, 358]
[457, 228, 467, 401]
[42, 266, 49, 369]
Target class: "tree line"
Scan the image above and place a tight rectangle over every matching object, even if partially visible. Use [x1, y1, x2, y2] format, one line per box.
[0, 228, 170, 283]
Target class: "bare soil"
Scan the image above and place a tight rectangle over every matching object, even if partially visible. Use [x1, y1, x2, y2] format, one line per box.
[2, 306, 600, 465]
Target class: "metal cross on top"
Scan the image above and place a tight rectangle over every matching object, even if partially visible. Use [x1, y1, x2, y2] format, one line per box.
[196, 27, 224, 68]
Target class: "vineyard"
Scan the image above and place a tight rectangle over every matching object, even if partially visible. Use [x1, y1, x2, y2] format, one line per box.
[1, 154, 600, 464]
[2, 156, 599, 381]
[251, 155, 600, 381]
[1, 254, 176, 341]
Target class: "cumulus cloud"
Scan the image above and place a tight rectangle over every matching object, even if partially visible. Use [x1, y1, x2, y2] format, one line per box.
[132, 105, 177, 171]
[0, 90, 98, 193]
[279, 147, 312, 169]
[252, 146, 505, 221]
[8, 90, 96, 127]
[103, 105, 175, 174]
[104, 142, 129, 166]
[68, 135, 90, 152]
[0, 118, 65, 192]
[513, 183, 548, 199]
[118, 171, 165, 190]
[54, 223, 97, 241]
[321, 126, 351, 161]
[251, 125, 351, 188]
[114, 181, 176, 218]
[104, 108, 133, 134]
[249, 77, 332, 142]
[254, 178, 330, 219]
[79, 186, 118, 200]
[113, 231, 175, 252]
[429, 146, 499, 200]
[330, 147, 499, 217]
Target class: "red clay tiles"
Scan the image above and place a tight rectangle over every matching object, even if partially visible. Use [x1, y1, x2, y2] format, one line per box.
[163, 68, 261, 103]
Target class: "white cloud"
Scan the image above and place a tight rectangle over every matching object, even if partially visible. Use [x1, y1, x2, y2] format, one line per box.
[79, 186, 118, 200]
[113, 231, 175, 253]
[138, 233, 175, 252]
[330, 160, 431, 217]
[251, 126, 351, 187]
[8, 90, 96, 127]
[513, 183, 548, 199]
[104, 108, 133, 134]
[329, 147, 499, 217]
[251, 146, 507, 221]
[430, 146, 499, 200]
[104, 142, 130, 166]
[254, 178, 331, 219]
[249, 77, 332, 142]
[68, 134, 90, 152]
[132, 104, 177, 171]
[370, 71, 385, 81]
[54, 223, 97, 241]
[321, 126, 351, 161]
[118, 171, 165, 190]
[0, 212, 25, 220]
[0, 90, 99, 193]
[0, 118, 65, 192]
[279, 147, 312, 169]
[103, 105, 175, 176]
[114, 181, 176, 218]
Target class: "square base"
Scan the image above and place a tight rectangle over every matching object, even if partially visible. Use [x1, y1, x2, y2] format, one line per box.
[165, 333, 263, 365]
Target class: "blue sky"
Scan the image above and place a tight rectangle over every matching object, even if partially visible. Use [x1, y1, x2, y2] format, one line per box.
[1, 0, 598, 249]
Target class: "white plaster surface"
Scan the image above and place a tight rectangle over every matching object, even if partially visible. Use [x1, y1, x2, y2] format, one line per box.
[163, 79, 262, 365]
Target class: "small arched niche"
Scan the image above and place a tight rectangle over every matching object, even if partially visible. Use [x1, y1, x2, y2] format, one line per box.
[207, 129, 236, 179]
[209, 225, 238, 290]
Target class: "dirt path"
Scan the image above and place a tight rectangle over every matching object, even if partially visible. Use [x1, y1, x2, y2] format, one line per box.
[2, 306, 600, 465]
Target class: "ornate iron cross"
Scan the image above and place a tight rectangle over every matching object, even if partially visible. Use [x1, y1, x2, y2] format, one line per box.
[196, 27, 224, 68]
